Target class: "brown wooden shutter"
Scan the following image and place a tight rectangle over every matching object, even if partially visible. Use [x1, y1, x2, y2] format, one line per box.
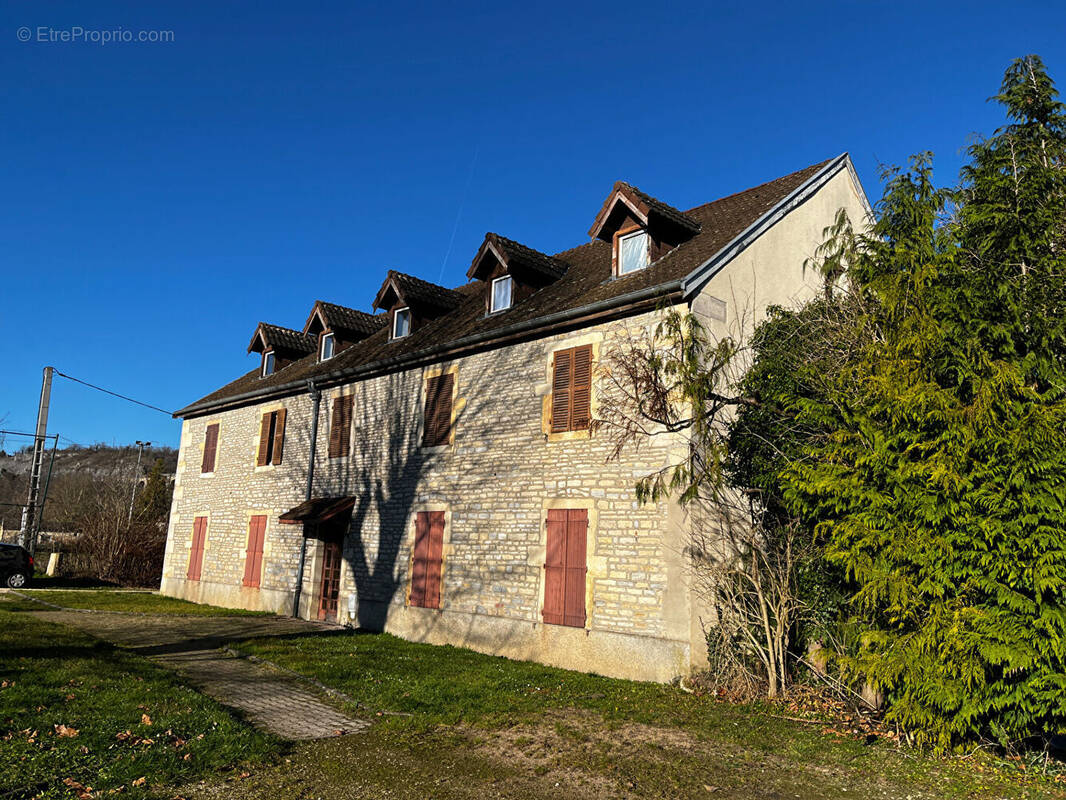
[563, 509, 588, 627]
[328, 396, 353, 458]
[243, 515, 266, 588]
[571, 346, 592, 431]
[409, 512, 430, 607]
[256, 414, 272, 467]
[422, 374, 454, 447]
[550, 350, 573, 433]
[272, 408, 286, 465]
[542, 509, 566, 625]
[425, 511, 445, 609]
[187, 517, 207, 581]
[201, 424, 219, 473]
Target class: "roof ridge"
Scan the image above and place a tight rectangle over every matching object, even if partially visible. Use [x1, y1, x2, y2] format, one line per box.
[683, 156, 836, 214]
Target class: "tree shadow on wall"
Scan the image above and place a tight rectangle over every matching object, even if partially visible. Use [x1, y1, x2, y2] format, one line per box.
[299, 362, 489, 632]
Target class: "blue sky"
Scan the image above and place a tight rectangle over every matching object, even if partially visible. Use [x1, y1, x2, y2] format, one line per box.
[1, 0, 1062, 450]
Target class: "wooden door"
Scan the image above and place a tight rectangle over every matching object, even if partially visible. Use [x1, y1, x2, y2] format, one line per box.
[317, 539, 342, 622]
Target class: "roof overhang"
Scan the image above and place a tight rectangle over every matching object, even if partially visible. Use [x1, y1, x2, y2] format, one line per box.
[279, 496, 356, 524]
[588, 184, 649, 241]
[247, 323, 271, 355]
[466, 236, 510, 280]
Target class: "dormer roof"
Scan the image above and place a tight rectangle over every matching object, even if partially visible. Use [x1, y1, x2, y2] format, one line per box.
[467, 233, 570, 282]
[588, 181, 702, 242]
[373, 270, 464, 312]
[247, 323, 316, 355]
[304, 300, 388, 338]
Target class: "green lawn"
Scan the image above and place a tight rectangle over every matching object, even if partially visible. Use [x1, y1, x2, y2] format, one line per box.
[15, 589, 272, 616]
[231, 630, 1066, 800]
[0, 604, 279, 799]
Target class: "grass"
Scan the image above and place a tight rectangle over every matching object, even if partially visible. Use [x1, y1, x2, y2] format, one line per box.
[0, 602, 279, 799]
[231, 630, 1066, 800]
[15, 589, 272, 616]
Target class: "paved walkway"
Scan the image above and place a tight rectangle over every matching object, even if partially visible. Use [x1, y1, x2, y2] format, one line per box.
[28, 607, 368, 740]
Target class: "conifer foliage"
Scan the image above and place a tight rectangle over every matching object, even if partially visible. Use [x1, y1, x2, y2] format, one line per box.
[781, 56, 1066, 750]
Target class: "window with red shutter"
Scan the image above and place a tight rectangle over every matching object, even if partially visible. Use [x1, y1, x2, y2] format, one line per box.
[409, 511, 445, 608]
[201, 424, 219, 473]
[542, 509, 587, 628]
[187, 516, 208, 581]
[550, 346, 593, 433]
[422, 374, 454, 448]
[242, 515, 267, 588]
[328, 396, 353, 458]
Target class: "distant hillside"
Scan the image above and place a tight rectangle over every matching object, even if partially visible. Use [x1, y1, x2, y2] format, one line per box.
[0, 444, 177, 533]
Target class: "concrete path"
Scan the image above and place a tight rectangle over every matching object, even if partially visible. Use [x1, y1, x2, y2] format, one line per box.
[27, 607, 368, 740]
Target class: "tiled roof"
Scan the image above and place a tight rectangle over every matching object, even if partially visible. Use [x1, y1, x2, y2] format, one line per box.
[619, 182, 702, 235]
[312, 301, 387, 336]
[247, 323, 316, 355]
[374, 270, 464, 311]
[185, 157, 840, 416]
[470, 233, 570, 280]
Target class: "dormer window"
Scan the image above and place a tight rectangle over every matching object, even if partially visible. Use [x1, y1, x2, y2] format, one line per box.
[490, 276, 513, 313]
[617, 229, 649, 275]
[262, 351, 276, 377]
[392, 307, 412, 339]
[320, 333, 335, 361]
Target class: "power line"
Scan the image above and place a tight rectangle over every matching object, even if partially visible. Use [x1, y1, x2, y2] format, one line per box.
[53, 370, 172, 416]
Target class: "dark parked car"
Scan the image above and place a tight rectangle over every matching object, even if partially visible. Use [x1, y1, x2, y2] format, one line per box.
[0, 543, 33, 588]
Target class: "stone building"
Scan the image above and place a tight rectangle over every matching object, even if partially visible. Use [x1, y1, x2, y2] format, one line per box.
[161, 155, 871, 682]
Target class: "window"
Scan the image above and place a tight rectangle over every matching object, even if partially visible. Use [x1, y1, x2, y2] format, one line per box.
[187, 516, 208, 581]
[320, 333, 335, 361]
[409, 511, 445, 609]
[256, 409, 287, 466]
[422, 373, 454, 447]
[262, 351, 276, 377]
[542, 509, 588, 627]
[550, 345, 592, 433]
[617, 230, 649, 275]
[327, 395, 354, 458]
[392, 307, 411, 339]
[242, 515, 267, 588]
[201, 423, 220, 474]
[490, 276, 513, 313]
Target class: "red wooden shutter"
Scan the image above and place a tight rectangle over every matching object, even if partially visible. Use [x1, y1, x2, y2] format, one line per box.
[201, 424, 219, 473]
[542, 509, 567, 624]
[424, 511, 445, 609]
[243, 515, 266, 588]
[563, 509, 588, 627]
[328, 396, 353, 458]
[272, 408, 286, 465]
[187, 517, 207, 581]
[256, 414, 272, 466]
[422, 374, 454, 447]
[571, 346, 592, 431]
[409, 512, 430, 607]
[550, 350, 573, 433]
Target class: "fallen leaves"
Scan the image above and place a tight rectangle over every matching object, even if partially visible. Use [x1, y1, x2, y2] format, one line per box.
[140, 713, 152, 726]
[62, 777, 93, 799]
[54, 723, 80, 738]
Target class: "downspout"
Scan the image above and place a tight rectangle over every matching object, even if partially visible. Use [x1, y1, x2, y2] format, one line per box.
[292, 379, 321, 618]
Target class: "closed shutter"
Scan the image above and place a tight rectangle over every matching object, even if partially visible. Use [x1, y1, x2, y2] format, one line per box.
[201, 424, 219, 473]
[187, 516, 207, 581]
[422, 374, 454, 447]
[272, 408, 286, 465]
[256, 414, 272, 467]
[542, 509, 567, 624]
[542, 509, 587, 628]
[409, 511, 445, 609]
[328, 396, 353, 458]
[425, 511, 445, 609]
[550, 350, 572, 433]
[563, 509, 588, 627]
[243, 515, 266, 588]
[409, 512, 429, 607]
[571, 347, 592, 431]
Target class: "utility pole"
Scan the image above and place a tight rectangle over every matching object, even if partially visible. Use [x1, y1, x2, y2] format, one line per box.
[127, 440, 151, 526]
[19, 367, 53, 554]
